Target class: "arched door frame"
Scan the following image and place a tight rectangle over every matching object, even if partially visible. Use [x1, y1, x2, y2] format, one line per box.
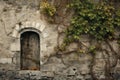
[19, 28, 41, 35]
[20, 28, 41, 70]
[10, 21, 45, 70]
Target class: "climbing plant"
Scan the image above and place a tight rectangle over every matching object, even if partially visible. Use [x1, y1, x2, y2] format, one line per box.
[40, 0, 120, 79]
[64, 1, 120, 79]
[40, 0, 120, 51]
[65, 0, 120, 42]
[40, 1, 56, 16]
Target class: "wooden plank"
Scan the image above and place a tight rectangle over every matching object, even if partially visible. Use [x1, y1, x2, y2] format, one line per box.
[21, 31, 40, 70]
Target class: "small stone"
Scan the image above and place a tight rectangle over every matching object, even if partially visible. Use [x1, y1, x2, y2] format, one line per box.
[20, 25, 25, 29]
[99, 75, 105, 79]
[25, 21, 31, 27]
[32, 22, 36, 27]
[39, 24, 45, 32]
[10, 42, 20, 51]
[76, 75, 84, 80]
[85, 75, 91, 79]
[12, 29, 18, 37]
[43, 32, 49, 38]
[80, 66, 90, 75]
[0, 58, 12, 64]
[68, 67, 77, 76]
[15, 24, 20, 31]
[58, 25, 65, 33]
[35, 23, 40, 29]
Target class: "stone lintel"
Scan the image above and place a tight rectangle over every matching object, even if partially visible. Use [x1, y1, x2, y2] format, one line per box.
[19, 21, 45, 32]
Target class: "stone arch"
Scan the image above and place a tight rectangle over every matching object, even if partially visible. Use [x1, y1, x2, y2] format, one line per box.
[11, 21, 45, 38]
[10, 21, 45, 70]
[10, 21, 45, 52]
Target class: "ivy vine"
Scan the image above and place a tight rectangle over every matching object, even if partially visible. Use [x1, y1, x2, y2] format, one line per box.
[40, 0, 120, 79]
[40, 1, 56, 16]
[65, 0, 120, 43]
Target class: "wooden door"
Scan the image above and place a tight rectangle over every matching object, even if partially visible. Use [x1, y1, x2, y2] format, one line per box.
[21, 31, 40, 70]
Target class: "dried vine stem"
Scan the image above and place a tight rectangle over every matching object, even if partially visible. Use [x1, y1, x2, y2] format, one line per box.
[90, 53, 98, 80]
[106, 40, 119, 68]
[42, 0, 120, 80]
[102, 49, 113, 80]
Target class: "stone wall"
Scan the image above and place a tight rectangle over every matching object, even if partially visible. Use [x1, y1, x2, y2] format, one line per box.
[0, 0, 58, 70]
[0, 0, 120, 80]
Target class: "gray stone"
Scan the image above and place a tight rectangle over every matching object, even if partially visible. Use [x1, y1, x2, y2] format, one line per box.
[99, 75, 105, 79]
[15, 24, 20, 31]
[84, 75, 92, 79]
[39, 22, 46, 32]
[76, 75, 84, 80]
[67, 67, 77, 76]
[67, 43, 78, 51]
[10, 39, 20, 51]
[12, 29, 18, 37]
[80, 66, 90, 75]
[53, 75, 67, 80]
[0, 58, 12, 64]
[109, 41, 119, 54]
[0, 1, 119, 80]
[58, 25, 66, 33]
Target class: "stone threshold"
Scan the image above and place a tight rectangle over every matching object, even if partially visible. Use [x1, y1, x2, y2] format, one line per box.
[0, 69, 54, 80]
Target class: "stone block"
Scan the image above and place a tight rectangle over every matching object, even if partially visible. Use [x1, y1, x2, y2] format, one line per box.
[25, 21, 31, 27]
[95, 51, 103, 59]
[12, 30, 18, 38]
[15, 24, 20, 31]
[41, 71, 54, 77]
[101, 42, 111, 52]
[43, 32, 49, 38]
[67, 43, 78, 51]
[62, 53, 80, 64]
[10, 41, 20, 51]
[58, 25, 65, 33]
[99, 75, 105, 79]
[32, 22, 36, 28]
[39, 24, 45, 32]
[85, 75, 92, 79]
[68, 67, 77, 76]
[0, 58, 12, 64]
[35, 23, 40, 29]
[80, 65, 90, 75]
[76, 75, 84, 80]
[20, 25, 25, 29]
[110, 41, 119, 53]
[41, 44, 47, 51]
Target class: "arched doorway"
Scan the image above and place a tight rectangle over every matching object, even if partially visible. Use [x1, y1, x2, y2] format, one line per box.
[20, 31, 40, 70]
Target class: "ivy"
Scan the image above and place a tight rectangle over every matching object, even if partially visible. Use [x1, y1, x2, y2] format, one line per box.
[65, 0, 120, 43]
[40, 1, 56, 16]
[114, 8, 120, 28]
[40, 0, 120, 52]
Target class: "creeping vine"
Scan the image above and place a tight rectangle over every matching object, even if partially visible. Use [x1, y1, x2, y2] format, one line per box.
[40, 0, 120, 79]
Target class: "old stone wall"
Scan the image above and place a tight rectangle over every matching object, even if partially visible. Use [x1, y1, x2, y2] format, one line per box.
[0, 0, 120, 80]
[0, 0, 58, 70]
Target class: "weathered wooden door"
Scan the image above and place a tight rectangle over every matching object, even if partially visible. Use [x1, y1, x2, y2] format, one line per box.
[21, 31, 40, 70]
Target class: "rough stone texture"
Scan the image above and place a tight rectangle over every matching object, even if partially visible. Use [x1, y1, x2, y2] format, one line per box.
[0, 0, 58, 66]
[0, 0, 120, 80]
